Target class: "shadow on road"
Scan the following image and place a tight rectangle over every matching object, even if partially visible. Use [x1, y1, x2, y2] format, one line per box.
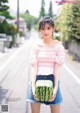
[0, 85, 9, 104]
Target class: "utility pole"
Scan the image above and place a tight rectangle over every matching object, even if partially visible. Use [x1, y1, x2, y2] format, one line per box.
[16, 0, 19, 47]
[17, 0, 19, 33]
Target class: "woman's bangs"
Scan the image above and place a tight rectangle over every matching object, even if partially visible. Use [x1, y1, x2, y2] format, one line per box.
[40, 21, 52, 29]
[40, 21, 45, 29]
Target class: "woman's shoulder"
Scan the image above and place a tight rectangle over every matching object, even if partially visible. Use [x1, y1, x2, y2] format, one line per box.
[35, 39, 45, 47]
[29, 40, 38, 47]
[54, 39, 62, 45]
[54, 39, 64, 48]
[36, 39, 62, 47]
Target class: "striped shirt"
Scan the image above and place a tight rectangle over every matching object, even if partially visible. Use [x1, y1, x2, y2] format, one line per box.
[29, 40, 65, 75]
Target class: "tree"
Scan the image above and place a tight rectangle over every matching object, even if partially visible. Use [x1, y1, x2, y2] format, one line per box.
[48, 0, 53, 18]
[39, 0, 46, 18]
[56, 3, 80, 42]
[0, 0, 13, 19]
[21, 12, 37, 31]
[71, 4, 80, 40]
[0, 0, 9, 11]
[26, 10, 29, 14]
[0, 0, 17, 46]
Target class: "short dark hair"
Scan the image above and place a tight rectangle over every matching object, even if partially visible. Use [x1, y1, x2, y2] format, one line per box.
[39, 16, 55, 30]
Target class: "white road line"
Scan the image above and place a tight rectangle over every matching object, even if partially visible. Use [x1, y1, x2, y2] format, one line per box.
[64, 64, 80, 84]
[0, 43, 26, 73]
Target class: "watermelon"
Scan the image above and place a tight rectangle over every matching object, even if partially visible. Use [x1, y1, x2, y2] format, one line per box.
[35, 80, 53, 102]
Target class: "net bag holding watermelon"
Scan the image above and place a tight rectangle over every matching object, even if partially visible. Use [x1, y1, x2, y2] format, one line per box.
[35, 80, 53, 102]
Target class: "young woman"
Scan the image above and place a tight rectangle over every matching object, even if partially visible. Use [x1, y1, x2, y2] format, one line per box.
[27, 16, 65, 113]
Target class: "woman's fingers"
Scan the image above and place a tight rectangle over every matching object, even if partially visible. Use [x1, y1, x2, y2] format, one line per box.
[33, 94, 39, 101]
[32, 87, 39, 101]
[48, 92, 56, 102]
[32, 91, 39, 101]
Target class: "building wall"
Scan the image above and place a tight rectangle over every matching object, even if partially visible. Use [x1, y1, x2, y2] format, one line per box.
[19, 18, 27, 37]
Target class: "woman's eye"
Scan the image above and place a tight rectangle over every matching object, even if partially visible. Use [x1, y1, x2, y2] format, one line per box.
[47, 27, 51, 30]
[42, 28, 44, 30]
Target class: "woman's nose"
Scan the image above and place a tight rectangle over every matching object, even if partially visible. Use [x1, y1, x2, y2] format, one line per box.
[44, 29, 48, 33]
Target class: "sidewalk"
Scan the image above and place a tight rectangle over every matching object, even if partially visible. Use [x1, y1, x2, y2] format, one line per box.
[0, 37, 30, 113]
[65, 50, 80, 79]
[0, 37, 27, 66]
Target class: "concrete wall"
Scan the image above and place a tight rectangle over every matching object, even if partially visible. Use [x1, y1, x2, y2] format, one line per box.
[68, 41, 80, 58]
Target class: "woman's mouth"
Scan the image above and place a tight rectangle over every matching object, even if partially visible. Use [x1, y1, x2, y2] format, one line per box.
[44, 34, 48, 36]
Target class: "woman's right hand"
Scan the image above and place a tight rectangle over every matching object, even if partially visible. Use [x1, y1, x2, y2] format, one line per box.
[32, 87, 39, 101]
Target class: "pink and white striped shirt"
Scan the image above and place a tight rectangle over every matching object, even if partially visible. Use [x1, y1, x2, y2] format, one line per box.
[29, 40, 65, 75]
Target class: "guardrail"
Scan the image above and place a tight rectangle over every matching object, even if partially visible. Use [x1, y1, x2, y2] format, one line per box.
[0, 33, 12, 52]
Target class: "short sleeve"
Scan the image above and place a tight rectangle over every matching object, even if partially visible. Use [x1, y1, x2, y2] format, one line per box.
[55, 43, 66, 66]
[29, 43, 38, 65]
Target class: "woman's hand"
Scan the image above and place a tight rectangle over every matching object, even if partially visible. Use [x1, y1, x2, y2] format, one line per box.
[48, 87, 58, 102]
[32, 86, 39, 101]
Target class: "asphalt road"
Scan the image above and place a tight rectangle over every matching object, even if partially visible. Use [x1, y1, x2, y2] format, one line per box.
[0, 32, 80, 113]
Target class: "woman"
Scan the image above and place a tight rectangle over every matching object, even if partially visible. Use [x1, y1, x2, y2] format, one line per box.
[27, 16, 65, 113]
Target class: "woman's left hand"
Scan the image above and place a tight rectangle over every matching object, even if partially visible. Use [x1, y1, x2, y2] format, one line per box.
[48, 87, 58, 102]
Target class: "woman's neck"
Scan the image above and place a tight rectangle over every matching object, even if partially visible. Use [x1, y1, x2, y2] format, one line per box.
[43, 37, 54, 45]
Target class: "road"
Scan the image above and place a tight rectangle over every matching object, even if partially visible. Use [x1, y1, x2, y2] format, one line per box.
[0, 40, 30, 113]
[0, 32, 80, 113]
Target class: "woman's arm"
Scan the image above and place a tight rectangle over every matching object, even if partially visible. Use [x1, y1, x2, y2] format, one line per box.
[31, 64, 39, 101]
[49, 64, 61, 102]
[54, 43, 65, 92]
[53, 63, 61, 95]
[31, 64, 38, 95]
[49, 43, 65, 101]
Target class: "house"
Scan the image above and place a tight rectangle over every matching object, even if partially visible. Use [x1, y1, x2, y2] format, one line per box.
[15, 17, 27, 37]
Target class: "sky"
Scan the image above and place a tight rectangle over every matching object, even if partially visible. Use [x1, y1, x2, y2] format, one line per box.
[8, 0, 61, 17]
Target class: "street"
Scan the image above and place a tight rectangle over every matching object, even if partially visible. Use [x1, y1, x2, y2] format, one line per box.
[0, 32, 80, 113]
[0, 40, 30, 113]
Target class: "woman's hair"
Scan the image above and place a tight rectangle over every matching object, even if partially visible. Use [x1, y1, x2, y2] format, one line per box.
[39, 16, 55, 30]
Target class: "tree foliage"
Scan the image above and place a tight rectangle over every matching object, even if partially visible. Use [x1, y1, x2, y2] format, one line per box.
[0, 0, 9, 11]
[21, 12, 37, 31]
[56, 3, 80, 42]
[0, 0, 13, 19]
[39, 0, 46, 18]
[0, 0, 17, 40]
[48, 1, 53, 18]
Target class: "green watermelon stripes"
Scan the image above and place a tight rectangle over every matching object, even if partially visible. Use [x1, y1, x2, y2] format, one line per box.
[35, 80, 53, 102]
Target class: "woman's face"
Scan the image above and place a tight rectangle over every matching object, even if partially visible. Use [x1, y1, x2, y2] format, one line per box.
[40, 23, 54, 39]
